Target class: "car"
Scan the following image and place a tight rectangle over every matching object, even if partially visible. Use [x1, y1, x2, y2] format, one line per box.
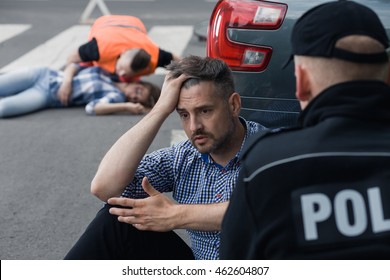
[207, 0, 390, 128]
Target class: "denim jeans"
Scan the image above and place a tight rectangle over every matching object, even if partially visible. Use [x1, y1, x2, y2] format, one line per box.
[0, 66, 53, 118]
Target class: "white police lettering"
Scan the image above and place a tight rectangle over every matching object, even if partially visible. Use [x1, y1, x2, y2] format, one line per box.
[301, 187, 389, 241]
[334, 190, 367, 237]
[301, 193, 331, 240]
[368, 187, 390, 233]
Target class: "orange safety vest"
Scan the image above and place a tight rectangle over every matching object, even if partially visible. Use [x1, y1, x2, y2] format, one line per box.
[88, 15, 160, 77]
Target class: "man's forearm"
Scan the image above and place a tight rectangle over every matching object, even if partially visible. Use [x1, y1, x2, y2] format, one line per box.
[66, 48, 82, 65]
[174, 201, 229, 231]
[91, 74, 187, 202]
[91, 106, 171, 201]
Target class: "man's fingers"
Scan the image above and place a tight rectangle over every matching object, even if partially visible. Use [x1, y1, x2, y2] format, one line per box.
[132, 223, 148, 231]
[109, 205, 137, 216]
[141, 177, 160, 196]
[117, 215, 137, 223]
[108, 197, 136, 207]
[116, 212, 150, 230]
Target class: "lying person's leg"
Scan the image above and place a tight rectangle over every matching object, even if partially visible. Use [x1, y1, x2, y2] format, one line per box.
[0, 67, 51, 117]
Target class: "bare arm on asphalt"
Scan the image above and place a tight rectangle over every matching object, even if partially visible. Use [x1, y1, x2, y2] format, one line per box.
[93, 102, 148, 115]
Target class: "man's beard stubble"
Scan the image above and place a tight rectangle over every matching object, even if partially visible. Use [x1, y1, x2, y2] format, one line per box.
[190, 116, 236, 155]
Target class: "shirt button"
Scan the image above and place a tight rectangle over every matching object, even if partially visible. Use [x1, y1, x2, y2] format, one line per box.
[216, 193, 222, 199]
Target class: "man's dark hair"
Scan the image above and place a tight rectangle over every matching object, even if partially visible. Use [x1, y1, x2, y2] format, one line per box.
[131, 49, 151, 72]
[166, 55, 235, 100]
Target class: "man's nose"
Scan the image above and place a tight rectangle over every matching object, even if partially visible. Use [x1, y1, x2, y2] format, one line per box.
[190, 116, 202, 132]
[118, 69, 126, 77]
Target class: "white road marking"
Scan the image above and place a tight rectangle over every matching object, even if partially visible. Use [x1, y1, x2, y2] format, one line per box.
[148, 25, 194, 75]
[171, 129, 187, 146]
[0, 24, 31, 44]
[0, 25, 193, 74]
[0, 25, 90, 73]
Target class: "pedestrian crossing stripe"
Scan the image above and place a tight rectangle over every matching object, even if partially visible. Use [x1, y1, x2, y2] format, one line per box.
[0, 25, 90, 73]
[0, 24, 194, 74]
[0, 24, 31, 44]
[148, 25, 194, 75]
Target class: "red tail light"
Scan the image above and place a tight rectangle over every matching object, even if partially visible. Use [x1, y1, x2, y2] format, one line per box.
[207, 0, 287, 72]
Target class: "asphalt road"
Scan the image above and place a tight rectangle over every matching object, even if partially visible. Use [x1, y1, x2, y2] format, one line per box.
[0, 0, 215, 259]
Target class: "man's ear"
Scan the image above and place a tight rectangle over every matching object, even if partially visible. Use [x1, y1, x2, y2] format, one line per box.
[295, 64, 312, 103]
[229, 92, 241, 116]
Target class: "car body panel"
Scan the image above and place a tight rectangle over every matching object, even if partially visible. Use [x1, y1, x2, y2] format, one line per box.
[208, 0, 390, 128]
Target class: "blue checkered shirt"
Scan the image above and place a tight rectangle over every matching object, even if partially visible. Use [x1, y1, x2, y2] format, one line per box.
[122, 119, 266, 259]
[49, 66, 126, 114]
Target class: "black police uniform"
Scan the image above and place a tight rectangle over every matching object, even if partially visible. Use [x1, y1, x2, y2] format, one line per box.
[220, 80, 390, 259]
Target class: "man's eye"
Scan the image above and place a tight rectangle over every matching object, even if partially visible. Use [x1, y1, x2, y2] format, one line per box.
[180, 113, 189, 119]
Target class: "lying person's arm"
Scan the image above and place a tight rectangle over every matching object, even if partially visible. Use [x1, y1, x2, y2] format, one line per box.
[58, 63, 80, 105]
[85, 90, 147, 116]
[93, 102, 149, 115]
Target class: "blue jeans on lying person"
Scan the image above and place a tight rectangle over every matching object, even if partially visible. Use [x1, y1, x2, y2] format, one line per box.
[0, 66, 55, 118]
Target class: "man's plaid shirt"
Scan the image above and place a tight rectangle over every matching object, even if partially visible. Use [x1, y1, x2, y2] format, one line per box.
[122, 119, 266, 259]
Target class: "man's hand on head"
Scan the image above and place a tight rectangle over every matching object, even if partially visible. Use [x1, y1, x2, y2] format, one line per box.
[153, 73, 190, 115]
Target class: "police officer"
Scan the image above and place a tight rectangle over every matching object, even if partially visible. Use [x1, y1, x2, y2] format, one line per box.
[220, 1, 390, 259]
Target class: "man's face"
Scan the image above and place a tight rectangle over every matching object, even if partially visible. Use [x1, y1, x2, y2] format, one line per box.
[115, 54, 135, 80]
[176, 81, 235, 155]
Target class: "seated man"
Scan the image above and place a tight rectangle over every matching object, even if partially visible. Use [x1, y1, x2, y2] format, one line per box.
[220, 1, 390, 259]
[64, 56, 266, 260]
[0, 64, 160, 118]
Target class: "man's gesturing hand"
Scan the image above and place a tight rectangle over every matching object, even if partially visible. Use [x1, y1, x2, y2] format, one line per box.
[108, 177, 177, 232]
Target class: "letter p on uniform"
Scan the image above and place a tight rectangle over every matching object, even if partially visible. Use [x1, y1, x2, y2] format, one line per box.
[300, 193, 332, 241]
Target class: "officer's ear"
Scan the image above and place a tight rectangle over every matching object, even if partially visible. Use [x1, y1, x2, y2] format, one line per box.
[295, 63, 312, 110]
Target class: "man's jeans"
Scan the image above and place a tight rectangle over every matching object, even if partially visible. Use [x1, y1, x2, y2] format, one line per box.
[64, 204, 195, 260]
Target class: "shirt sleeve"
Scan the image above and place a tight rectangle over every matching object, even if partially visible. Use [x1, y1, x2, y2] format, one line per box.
[78, 38, 100, 62]
[157, 48, 174, 68]
[84, 91, 126, 115]
[121, 147, 176, 198]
